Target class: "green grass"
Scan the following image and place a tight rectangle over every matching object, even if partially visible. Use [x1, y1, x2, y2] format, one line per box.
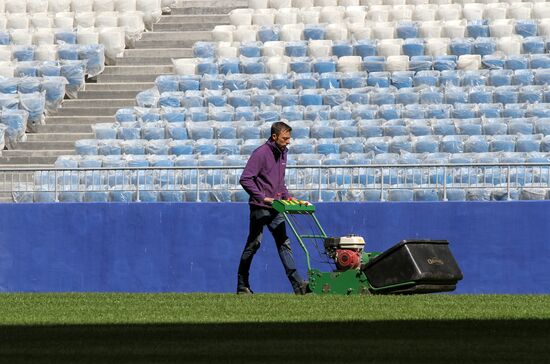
[0, 294, 549, 363]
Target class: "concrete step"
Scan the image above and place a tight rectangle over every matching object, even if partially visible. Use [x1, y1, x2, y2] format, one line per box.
[123, 48, 192, 58]
[141, 31, 211, 41]
[17, 141, 76, 150]
[84, 82, 154, 91]
[116, 57, 174, 66]
[172, 5, 245, 15]
[63, 99, 136, 108]
[102, 65, 173, 75]
[56, 107, 121, 116]
[158, 14, 229, 24]
[26, 133, 94, 142]
[135, 39, 206, 48]
[35, 124, 93, 133]
[77, 90, 142, 99]
[153, 22, 224, 32]
[0, 156, 58, 165]
[96, 74, 169, 83]
[2, 150, 75, 157]
[174, 0, 247, 6]
[46, 116, 116, 124]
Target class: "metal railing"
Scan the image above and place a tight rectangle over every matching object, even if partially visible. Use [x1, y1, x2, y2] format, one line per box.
[1, 163, 550, 202]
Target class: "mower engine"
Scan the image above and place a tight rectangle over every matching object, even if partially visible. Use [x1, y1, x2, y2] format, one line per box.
[324, 235, 365, 271]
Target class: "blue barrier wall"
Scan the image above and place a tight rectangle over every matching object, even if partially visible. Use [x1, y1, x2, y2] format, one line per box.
[0, 202, 549, 294]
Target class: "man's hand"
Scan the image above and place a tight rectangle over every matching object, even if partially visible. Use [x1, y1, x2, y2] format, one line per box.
[264, 197, 274, 205]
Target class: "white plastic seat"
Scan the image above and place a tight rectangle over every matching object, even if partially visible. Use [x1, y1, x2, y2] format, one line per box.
[462, 4, 485, 21]
[320, 6, 345, 23]
[339, 0, 359, 6]
[407, 0, 428, 5]
[484, 3, 509, 21]
[262, 41, 285, 56]
[54, 13, 75, 29]
[94, 0, 116, 12]
[75, 12, 96, 27]
[77, 28, 100, 44]
[248, 0, 269, 9]
[442, 20, 466, 38]
[266, 56, 289, 73]
[390, 5, 413, 21]
[218, 43, 238, 57]
[412, 5, 436, 21]
[30, 13, 53, 28]
[33, 28, 55, 45]
[280, 24, 304, 41]
[233, 25, 258, 43]
[172, 58, 197, 75]
[114, 0, 137, 12]
[537, 20, 550, 38]
[229, 9, 253, 26]
[497, 36, 521, 55]
[377, 38, 402, 56]
[457, 54, 481, 70]
[294, 0, 314, 7]
[136, 0, 162, 31]
[325, 23, 348, 41]
[49, 0, 72, 13]
[436, 4, 461, 21]
[95, 12, 120, 28]
[489, 19, 514, 38]
[308, 39, 332, 57]
[269, 0, 291, 9]
[275, 8, 299, 25]
[118, 11, 145, 36]
[345, 6, 366, 23]
[72, 0, 95, 12]
[27, 0, 49, 14]
[425, 37, 449, 56]
[7, 14, 30, 30]
[337, 56, 362, 72]
[361, 0, 383, 4]
[10, 29, 32, 45]
[212, 25, 236, 42]
[384, 0, 405, 5]
[99, 27, 126, 63]
[34, 44, 58, 60]
[252, 9, 275, 26]
[0, 16, 6, 30]
[386, 55, 408, 71]
[367, 6, 389, 22]
[0, 46, 11, 61]
[0, 61, 15, 78]
[5, 0, 27, 14]
[508, 4, 532, 21]
[533, 3, 550, 20]
[372, 22, 395, 39]
[419, 21, 442, 38]
[315, 0, 338, 6]
[300, 9, 320, 24]
[348, 23, 371, 40]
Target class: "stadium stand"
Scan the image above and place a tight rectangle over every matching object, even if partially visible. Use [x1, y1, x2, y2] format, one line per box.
[5, 0, 550, 202]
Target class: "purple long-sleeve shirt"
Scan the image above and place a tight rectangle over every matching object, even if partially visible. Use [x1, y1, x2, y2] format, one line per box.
[240, 139, 291, 208]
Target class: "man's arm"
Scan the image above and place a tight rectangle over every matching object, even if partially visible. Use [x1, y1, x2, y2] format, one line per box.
[239, 152, 266, 202]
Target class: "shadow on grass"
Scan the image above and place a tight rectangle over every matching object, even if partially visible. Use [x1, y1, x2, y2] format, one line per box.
[0, 320, 549, 363]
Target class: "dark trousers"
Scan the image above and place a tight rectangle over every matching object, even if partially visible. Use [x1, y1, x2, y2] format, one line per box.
[237, 206, 303, 292]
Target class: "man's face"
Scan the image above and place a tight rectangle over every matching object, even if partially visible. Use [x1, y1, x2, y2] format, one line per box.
[272, 129, 291, 151]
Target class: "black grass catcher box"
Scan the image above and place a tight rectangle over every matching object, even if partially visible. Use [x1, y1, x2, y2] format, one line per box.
[363, 240, 463, 294]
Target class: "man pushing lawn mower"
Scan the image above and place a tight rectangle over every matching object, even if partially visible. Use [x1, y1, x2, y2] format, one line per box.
[237, 121, 309, 295]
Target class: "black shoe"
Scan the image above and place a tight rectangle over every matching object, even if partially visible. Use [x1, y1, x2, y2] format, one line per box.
[237, 287, 254, 295]
[294, 281, 311, 295]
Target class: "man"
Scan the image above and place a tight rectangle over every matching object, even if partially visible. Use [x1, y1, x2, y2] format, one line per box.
[237, 121, 307, 295]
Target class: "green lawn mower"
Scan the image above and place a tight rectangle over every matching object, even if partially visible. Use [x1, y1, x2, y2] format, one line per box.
[273, 200, 463, 295]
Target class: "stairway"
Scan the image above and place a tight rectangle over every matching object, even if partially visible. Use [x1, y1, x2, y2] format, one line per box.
[0, 0, 247, 167]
